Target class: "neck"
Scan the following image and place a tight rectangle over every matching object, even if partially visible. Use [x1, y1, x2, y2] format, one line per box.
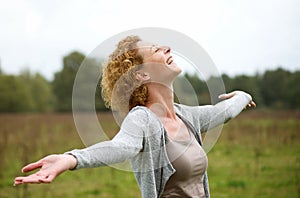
[146, 82, 176, 120]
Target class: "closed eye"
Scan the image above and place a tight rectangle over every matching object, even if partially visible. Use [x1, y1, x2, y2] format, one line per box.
[150, 45, 160, 53]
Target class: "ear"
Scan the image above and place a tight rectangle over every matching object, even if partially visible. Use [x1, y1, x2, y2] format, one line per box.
[135, 71, 150, 81]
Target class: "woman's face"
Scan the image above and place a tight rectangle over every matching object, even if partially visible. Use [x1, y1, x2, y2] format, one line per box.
[136, 41, 182, 83]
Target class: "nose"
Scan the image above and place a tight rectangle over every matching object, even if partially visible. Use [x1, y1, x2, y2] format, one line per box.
[159, 46, 171, 54]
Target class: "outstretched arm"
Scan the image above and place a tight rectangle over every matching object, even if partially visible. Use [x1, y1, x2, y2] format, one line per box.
[14, 108, 146, 186]
[199, 90, 256, 131]
[218, 91, 256, 109]
[14, 154, 77, 186]
[179, 90, 255, 132]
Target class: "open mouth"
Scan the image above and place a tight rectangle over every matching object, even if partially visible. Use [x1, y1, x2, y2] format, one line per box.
[167, 56, 173, 65]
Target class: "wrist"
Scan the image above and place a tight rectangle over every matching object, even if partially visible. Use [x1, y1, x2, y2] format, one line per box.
[63, 153, 78, 170]
[234, 90, 252, 101]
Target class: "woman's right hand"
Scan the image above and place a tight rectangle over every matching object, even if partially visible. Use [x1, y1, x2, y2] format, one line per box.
[14, 154, 77, 186]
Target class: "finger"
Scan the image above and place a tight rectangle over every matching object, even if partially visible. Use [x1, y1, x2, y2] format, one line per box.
[15, 172, 44, 181]
[218, 93, 232, 99]
[14, 177, 24, 186]
[14, 173, 54, 185]
[244, 101, 256, 110]
[244, 104, 250, 110]
[14, 178, 26, 186]
[14, 181, 23, 186]
[22, 161, 43, 173]
[251, 101, 256, 108]
[16, 175, 43, 184]
[218, 92, 236, 99]
[14, 176, 27, 182]
[218, 94, 226, 99]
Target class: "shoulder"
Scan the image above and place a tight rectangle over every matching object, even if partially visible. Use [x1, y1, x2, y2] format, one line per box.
[174, 103, 200, 115]
[124, 106, 162, 136]
[128, 106, 149, 118]
[174, 103, 201, 124]
[122, 106, 153, 126]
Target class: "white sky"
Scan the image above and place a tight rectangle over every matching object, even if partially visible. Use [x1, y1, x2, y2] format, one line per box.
[0, 0, 299, 80]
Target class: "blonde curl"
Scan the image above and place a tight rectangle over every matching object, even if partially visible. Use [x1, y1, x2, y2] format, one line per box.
[101, 36, 148, 112]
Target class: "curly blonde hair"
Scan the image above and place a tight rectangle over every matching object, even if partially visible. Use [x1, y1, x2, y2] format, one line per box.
[101, 35, 148, 112]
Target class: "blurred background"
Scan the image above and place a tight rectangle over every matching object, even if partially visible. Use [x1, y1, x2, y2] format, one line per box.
[0, 0, 299, 197]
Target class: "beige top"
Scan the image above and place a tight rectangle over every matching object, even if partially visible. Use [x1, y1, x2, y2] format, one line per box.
[161, 128, 208, 198]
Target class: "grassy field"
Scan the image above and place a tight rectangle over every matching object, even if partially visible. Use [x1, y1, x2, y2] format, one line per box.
[0, 110, 299, 198]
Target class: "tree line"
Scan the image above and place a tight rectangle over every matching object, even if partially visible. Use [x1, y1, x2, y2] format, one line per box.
[0, 51, 299, 112]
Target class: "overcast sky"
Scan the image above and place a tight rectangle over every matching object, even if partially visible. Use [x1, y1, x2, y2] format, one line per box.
[0, 0, 299, 80]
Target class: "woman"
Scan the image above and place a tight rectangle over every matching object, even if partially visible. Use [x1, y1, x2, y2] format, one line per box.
[14, 36, 256, 197]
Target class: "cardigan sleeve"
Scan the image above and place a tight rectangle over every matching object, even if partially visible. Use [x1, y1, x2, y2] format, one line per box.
[178, 91, 252, 133]
[65, 108, 147, 170]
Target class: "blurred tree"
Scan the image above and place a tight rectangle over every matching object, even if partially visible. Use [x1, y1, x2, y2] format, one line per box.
[206, 76, 227, 104]
[0, 75, 34, 112]
[19, 69, 54, 112]
[183, 73, 209, 105]
[1, 52, 298, 112]
[53, 51, 107, 112]
[221, 73, 233, 92]
[231, 74, 264, 107]
[285, 71, 300, 108]
[18, 68, 54, 112]
[53, 51, 85, 111]
[261, 68, 291, 108]
[30, 73, 54, 112]
[72, 57, 107, 111]
[95, 76, 108, 111]
[174, 75, 202, 105]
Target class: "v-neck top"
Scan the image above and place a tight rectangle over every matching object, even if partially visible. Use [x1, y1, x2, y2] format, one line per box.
[161, 126, 208, 198]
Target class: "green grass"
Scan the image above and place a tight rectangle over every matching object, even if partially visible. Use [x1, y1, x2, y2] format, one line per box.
[0, 110, 299, 197]
[207, 110, 300, 198]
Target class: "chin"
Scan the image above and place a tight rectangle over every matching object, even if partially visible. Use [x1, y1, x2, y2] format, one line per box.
[172, 63, 182, 74]
[174, 70, 182, 77]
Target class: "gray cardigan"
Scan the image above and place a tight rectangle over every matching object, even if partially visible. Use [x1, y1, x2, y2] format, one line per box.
[66, 91, 251, 198]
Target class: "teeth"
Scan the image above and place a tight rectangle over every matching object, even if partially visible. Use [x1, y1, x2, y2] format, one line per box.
[167, 57, 173, 65]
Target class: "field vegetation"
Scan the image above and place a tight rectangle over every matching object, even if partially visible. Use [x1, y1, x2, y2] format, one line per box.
[0, 110, 299, 198]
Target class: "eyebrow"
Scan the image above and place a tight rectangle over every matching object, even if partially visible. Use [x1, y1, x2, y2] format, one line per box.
[150, 45, 157, 52]
[150, 45, 155, 50]
[141, 45, 157, 59]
